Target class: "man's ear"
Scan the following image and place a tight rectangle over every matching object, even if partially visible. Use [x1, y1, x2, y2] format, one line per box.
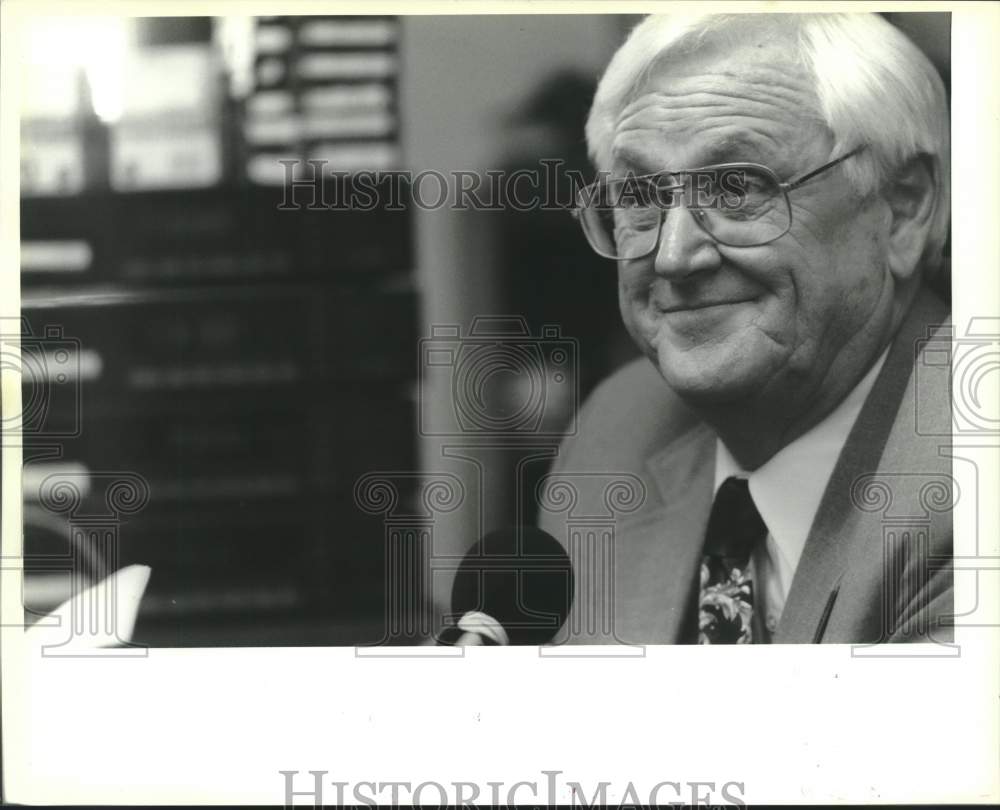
[883, 153, 938, 283]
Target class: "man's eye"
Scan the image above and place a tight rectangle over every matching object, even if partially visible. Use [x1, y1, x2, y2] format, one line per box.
[721, 195, 776, 223]
[719, 207, 757, 221]
[737, 169, 778, 196]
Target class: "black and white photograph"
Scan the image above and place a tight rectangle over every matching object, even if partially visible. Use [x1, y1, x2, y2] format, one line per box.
[1, 2, 997, 806]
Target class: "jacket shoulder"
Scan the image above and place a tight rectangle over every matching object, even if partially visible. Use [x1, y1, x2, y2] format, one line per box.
[555, 356, 700, 475]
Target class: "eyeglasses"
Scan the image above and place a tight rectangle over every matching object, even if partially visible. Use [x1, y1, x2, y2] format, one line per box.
[572, 146, 866, 260]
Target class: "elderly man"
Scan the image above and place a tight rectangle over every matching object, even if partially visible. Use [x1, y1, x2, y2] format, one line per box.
[539, 13, 952, 644]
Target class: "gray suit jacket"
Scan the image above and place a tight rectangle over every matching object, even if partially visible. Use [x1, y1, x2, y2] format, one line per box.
[538, 289, 954, 644]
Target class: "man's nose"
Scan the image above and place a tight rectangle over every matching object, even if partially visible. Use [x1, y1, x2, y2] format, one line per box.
[651, 205, 722, 280]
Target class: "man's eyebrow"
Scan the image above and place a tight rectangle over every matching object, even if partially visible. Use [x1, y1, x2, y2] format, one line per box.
[694, 134, 778, 166]
[610, 144, 665, 175]
[612, 133, 780, 175]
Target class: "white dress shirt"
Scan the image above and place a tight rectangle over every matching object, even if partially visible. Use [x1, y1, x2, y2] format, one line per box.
[712, 348, 889, 636]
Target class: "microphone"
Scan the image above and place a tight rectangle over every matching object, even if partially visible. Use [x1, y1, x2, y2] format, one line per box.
[438, 526, 574, 646]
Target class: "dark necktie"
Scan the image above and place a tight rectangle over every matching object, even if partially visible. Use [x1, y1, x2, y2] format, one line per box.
[698, 476, 768, 644]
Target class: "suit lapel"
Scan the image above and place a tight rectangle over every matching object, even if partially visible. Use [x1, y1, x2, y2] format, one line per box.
[611, 423, 715, 644]
[775, 290, 950, 642]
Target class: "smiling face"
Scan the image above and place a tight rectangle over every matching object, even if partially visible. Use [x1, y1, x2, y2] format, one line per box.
[612, 35, 896, 410]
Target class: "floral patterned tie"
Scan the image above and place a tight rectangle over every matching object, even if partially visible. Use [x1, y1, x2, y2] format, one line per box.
[698, 476, 768, 644]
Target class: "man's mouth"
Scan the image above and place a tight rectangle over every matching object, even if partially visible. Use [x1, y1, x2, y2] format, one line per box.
[655, 298, 756, 314]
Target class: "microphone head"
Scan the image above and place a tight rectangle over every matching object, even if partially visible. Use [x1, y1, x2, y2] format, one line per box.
[450, 526, 574, 645]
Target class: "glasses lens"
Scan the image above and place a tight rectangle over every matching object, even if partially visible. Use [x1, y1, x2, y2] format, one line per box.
[696, 166, 790, 246]
[575, 166, 791, 257]
[576, 177, 661, 260]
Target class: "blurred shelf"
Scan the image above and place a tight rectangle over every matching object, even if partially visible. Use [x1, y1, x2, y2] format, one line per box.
[21, 179, 413, 287]
[18, 14, 417, 644]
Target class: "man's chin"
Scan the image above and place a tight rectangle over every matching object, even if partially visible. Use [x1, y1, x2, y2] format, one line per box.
[658, 371, 761, 405]
[651, 344, 771, 405]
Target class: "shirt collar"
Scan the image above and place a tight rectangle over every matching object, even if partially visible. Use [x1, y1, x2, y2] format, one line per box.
[713, 347, 889, 578]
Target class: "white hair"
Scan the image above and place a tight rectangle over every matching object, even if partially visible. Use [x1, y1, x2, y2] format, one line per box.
[586, 13, 951, 272]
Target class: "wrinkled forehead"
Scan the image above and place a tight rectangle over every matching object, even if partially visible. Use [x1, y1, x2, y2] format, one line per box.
[612, 32, 829, 172]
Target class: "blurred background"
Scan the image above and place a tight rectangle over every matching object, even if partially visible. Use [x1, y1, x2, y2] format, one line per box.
[16, 13, 949, 646]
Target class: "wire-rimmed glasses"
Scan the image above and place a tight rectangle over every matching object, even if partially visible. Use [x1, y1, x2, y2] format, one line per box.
[572, 146, 866, 260]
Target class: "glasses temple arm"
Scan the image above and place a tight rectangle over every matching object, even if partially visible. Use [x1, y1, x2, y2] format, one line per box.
[782, 146, 866, 191]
